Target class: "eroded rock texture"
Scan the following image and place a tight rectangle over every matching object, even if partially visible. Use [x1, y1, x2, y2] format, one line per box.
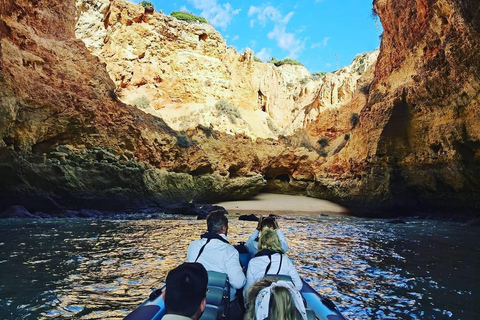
[313, 0, 480, 214]
[0, 0, 479, 216]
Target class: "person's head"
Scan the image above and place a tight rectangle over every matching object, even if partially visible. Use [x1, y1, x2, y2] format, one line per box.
[260, 217, 277, 231]
[258, 229, 284, 253]
[164, 262, 208, 320]
[207, 211, 228, 235]
[245, 278, 305, 320]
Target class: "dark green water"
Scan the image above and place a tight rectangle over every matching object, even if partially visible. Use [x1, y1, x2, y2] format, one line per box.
[0, 215, 478, 319]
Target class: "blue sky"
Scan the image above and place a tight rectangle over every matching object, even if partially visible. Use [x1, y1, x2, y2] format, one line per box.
[135, 0, 382, 73]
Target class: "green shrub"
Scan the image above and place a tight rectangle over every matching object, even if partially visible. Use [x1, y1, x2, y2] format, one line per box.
[139, 1, 154, 11]
[311, 72, 327, 81]
[254, 56, 263, 63]
[349, 113, 360, 128]
[266, 117, 279, 134]
[317, 137, 329, 148]
[176, 133, 194, 148]
[132, 96, 150, 109]
[268, 57, 303, 67]
[215, 99, 241, 123]
[344, 133, 350, 141]
[171, 11, 209, 24]
[281, 130, 312, 149]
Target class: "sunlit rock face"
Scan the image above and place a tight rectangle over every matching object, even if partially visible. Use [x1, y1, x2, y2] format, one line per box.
[1, 0, 478, 216]
[311, 0, 480, 213]
[74, 0, 376, 139]
[0, 0, 267, 212]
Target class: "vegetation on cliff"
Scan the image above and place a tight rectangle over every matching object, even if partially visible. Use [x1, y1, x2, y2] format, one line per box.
[170, 11, 209, 24]
[268, 57, 304, 67]
[139, 1, 154, 11]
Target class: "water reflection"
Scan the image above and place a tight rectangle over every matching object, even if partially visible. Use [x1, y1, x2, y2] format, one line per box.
[0, 216, 479, 320]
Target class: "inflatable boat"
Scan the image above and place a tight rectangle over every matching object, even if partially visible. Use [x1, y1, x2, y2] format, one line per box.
[123, 245, 347, 320]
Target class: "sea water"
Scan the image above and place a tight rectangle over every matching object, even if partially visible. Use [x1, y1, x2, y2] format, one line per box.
[0, 215, 478, 319]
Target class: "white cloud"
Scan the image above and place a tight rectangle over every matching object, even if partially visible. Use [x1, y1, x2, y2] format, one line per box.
[311, 37, 330, 49]
[256, 48, 272, 62]
[248, 5, 304, 59]
[231, 35, 239, 42]
[248, 6, 293, 27]
[187, 0, 240, 29]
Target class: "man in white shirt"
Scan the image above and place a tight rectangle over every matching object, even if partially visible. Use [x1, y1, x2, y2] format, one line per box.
[186, 212, 246, 320]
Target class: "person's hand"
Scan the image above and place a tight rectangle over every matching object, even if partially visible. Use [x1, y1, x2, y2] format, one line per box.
[256, 216, 263, 231]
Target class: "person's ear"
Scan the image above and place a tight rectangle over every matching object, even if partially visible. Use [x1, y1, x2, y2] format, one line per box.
[161, 289, 166, 301]
[221, 225, 227, 234]
[200, 297, 206, 312]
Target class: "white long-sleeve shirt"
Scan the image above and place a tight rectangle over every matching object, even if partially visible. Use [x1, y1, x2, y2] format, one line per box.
[186, 234, 246, 300]
[243, 252, 303, 298]
[245, 229, 289, 257]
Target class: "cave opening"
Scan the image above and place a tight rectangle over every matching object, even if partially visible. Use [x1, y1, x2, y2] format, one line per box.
[275, 174, 290, 182]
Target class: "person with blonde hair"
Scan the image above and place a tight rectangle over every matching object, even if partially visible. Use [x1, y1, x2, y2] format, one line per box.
[246, 216, 289, 257]
[243, 229, 302, 298]
[244, 278, 307, 320]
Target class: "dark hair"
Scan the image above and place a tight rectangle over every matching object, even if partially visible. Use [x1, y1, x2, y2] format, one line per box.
[207, 211, 228, 233]
[260, 217, 276, 230]
[165, 262, 208, 317]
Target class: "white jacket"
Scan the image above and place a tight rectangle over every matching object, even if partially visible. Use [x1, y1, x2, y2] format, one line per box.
[186, 234, 246, 300]
[243, 252, 302, 298]
[245, 229, 289, 257]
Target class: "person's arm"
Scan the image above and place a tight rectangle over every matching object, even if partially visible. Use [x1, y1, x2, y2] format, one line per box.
[245, 229, 260, 255]
[226, 248, 246, 290]
[243, 264, 255, 299]
[186, 241, 197, 262]
[284, 256, 303, 291]
[275, 229, 289, 253]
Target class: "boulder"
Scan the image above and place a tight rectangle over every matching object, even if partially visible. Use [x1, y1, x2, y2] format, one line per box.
[0, 205, 35, 218]
[238, 214, 259, 221]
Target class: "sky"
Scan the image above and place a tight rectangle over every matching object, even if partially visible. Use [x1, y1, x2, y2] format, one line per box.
[134, 0, 382, 73]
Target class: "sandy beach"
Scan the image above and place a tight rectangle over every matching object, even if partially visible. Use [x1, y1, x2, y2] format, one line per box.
[215, 193, 351, 216]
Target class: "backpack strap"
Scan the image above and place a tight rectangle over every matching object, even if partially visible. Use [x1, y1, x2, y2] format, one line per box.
[262, 253, 283, 276]
[194, 238, 211, 262]
[276, 254, 283, 275]
[264, 254, 272, 276]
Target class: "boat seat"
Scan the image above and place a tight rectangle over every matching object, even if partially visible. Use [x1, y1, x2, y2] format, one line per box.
[199, 271, 230, 320]
[205, 287, 224, 305]
[306, 309, 317, 320]
[201, 305, 220, 320]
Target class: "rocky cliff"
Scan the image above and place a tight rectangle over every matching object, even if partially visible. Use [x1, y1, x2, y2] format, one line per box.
[309, 0, 480, 214]
[1, 0, 479, 217]
[74, 0, 376, 139]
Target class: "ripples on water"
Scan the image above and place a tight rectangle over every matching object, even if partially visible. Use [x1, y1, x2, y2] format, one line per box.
[0, 215, 479, 319]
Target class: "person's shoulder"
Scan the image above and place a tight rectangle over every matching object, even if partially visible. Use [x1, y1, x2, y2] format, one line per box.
[162, 314, 193, 320]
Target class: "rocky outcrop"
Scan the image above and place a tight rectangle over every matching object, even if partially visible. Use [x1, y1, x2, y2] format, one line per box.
[74, 0, 374, 138]
[1, 0, 479, 217]
[0, 0, 268, 214]
[309, 0, 480, 214]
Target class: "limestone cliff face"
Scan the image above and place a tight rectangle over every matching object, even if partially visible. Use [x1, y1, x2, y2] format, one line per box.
[1, 0, 478, 216]
[0, 0, 268, 213]
[74, 0, 374, 139]
[310, 0, 480, 213]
